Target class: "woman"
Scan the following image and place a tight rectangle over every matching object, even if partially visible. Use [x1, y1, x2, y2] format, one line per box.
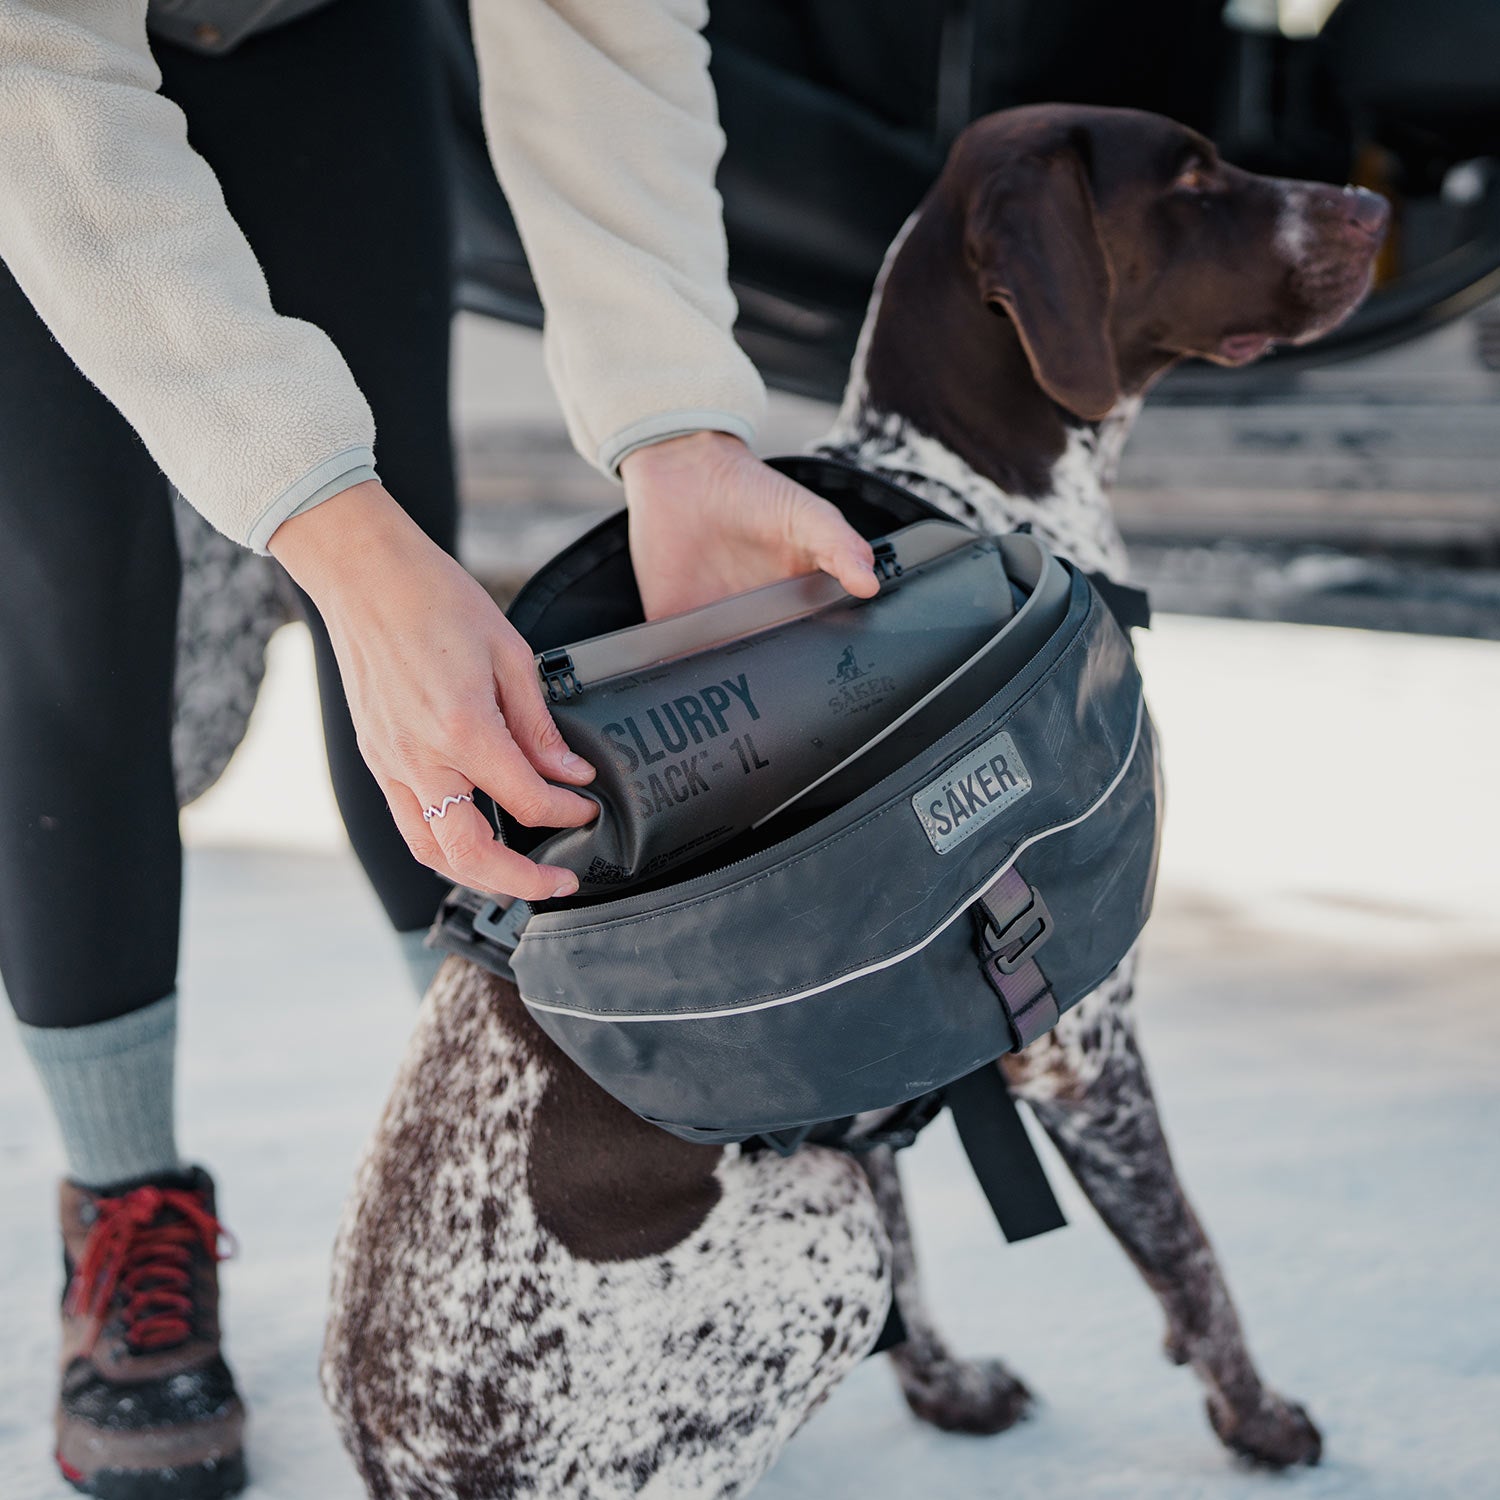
[0, 0, 877, 1494]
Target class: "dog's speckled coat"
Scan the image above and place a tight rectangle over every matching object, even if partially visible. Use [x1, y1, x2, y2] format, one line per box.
[324, 962, 889, 1500]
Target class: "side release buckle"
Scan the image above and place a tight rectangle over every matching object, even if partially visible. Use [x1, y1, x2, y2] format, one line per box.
[538, 649, 582, 703]
[427, 887, 530, 982]
[871, 537, 903, 583]
[980, 887, 1053, 974]
[472, 898, 530, 951]
[973, 868, 1060, 1051]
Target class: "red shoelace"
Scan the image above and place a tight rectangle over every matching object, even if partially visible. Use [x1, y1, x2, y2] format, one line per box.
[65, 1186, 235, 1354]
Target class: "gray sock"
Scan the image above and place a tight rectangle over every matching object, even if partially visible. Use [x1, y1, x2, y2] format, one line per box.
[18, 993, 181, 1187]
[398, 928, 445, 997]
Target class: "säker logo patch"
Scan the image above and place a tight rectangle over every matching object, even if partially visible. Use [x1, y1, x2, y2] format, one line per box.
[912, 729, 1031, 853]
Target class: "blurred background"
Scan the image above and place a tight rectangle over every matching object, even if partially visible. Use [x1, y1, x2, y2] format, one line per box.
[4, 2, 1498, 1496]
[445, 0, 1500, 638]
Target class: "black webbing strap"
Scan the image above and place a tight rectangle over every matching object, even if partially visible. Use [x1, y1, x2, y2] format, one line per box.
[947, 1064, 1067, 1243]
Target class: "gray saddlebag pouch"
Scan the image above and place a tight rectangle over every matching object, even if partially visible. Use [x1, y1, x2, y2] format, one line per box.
[485, 457, 1163, 1145]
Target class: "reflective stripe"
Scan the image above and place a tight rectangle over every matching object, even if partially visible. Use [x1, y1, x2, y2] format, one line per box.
[521, 691, 1145, 1025]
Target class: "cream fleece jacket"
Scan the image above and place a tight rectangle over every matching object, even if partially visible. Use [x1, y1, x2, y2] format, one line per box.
[0, 0, 766, 552]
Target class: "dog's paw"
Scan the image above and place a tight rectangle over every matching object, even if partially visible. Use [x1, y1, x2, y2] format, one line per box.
[892, 1352, 1034, 1436]
[1206, 1390, 1323, 1468]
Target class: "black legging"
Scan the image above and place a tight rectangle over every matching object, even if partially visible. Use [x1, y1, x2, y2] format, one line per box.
[0, 0, 455, 1030]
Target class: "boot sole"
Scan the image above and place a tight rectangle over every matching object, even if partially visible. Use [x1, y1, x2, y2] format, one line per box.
[59, 1450, 247, 1500]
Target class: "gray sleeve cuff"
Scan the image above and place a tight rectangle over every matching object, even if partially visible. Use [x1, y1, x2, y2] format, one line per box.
[245, 446, 379, 554]
[598, 410, 758, 478]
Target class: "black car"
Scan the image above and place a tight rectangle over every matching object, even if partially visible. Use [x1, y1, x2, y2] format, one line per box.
[440, 0, 1500, 398]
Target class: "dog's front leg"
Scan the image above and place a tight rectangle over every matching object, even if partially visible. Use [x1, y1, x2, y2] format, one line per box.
[861, 1146, 1034, 1434]
[1002, 961, 1323, 1468]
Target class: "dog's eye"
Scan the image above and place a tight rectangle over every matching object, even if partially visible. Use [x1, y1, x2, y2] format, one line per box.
[1173, 161, 1216, 195]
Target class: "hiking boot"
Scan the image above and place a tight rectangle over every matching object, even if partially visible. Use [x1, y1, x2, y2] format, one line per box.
[55, 1167, 247, 1499]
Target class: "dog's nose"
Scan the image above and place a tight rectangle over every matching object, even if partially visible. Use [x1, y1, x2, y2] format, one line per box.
[1343, 186, 1390, 239]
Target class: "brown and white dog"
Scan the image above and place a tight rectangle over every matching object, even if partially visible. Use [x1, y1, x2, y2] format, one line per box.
[322, 106, 1387, 1498]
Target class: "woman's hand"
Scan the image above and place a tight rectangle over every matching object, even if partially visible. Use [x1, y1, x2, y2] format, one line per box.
[622, 431, 879, 620]
[269, 481, 597, 900]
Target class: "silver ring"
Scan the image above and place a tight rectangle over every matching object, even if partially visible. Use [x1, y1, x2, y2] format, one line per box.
[422, 791, 475, 823]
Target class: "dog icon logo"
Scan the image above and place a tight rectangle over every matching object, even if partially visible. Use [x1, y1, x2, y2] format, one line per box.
[827, 645, 893, 717]
[833, 645, 866, 684]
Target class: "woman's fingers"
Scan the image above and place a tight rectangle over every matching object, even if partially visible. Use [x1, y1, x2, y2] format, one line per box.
[380, 679, 595, 900]
[392, 669, 598, 898]
[492, 637, 596, 788]
[457, 705, 599, 832]
[428, 795, 579, 901]
[792, 492, 879, 598]
[382, 783, 463, 887]
[267, 484, 603, 899]
[388, 777, 581, 901]
[623, 432, 883, 617]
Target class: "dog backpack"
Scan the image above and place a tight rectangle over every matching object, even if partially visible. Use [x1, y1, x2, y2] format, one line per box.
[433, 457, 1162, 1241]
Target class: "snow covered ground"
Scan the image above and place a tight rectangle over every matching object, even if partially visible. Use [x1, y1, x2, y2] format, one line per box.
[3, 612, 1498, 1499]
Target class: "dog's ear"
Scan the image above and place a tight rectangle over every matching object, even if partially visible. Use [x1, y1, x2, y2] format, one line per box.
[964, 147, 1120, 420]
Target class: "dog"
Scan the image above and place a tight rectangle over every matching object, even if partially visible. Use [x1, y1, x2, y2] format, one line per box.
[321, 105, 1387, 1497]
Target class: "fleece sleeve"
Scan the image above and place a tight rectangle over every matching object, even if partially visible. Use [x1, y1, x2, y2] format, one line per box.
[0, 0, 376, 551]
[470, 0, 767, 475]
